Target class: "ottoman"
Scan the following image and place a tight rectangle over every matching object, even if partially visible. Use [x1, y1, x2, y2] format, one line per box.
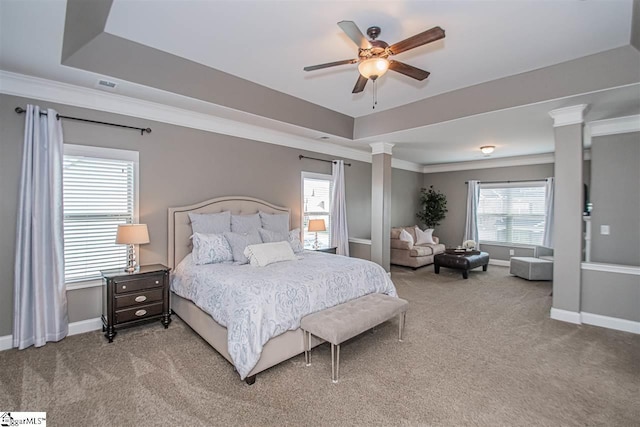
[510, 257, 553, 281]
[434, 251, 490, 279]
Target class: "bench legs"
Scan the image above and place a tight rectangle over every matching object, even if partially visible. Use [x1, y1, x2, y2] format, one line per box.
[399, 311, 406, 342]
[331, 343, 340, 383]
[305, 330, 312, 366]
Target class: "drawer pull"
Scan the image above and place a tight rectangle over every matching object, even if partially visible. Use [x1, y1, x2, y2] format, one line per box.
[135, 309, 147, 317]
[134, 295, 147, 303]
[122, 285, 127, 290]
[155, 280, 159, 284]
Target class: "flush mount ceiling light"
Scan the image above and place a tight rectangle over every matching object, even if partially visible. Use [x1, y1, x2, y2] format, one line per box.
[480, 145, 495, 155]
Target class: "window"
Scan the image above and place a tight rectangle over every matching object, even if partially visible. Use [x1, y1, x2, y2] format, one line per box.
[477, 182, 546, 246]
[302, 172, 332, 249]
[63, 145, 138, 284]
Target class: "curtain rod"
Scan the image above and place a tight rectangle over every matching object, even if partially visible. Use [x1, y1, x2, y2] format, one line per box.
[15, 107, 152, 135]
[299, 155, 351, 167]
[464, 179, 547, 184]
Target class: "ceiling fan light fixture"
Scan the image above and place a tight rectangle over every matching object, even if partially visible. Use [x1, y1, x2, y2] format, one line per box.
[480, 145, 495, 155]
[358, 58, 389, 80]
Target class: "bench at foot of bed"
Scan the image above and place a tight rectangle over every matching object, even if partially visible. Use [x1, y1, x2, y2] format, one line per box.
[300, 293, 408, 383]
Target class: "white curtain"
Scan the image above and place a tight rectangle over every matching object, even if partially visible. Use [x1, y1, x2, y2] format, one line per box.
[543, 177, 555, 248]
[13, 105, 68, 349]
[463, 180, 480, 248]
[331, 160, 349, 256]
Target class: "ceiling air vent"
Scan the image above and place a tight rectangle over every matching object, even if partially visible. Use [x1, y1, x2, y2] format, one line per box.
[96, 79, 117, 90]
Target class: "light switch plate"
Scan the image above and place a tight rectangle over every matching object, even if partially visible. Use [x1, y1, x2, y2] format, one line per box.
[509, 249, 515, 255]
[600, 225, 610, 235]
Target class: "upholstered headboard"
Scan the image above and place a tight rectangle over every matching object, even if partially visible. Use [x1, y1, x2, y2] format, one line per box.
[167, 196, 291, 269]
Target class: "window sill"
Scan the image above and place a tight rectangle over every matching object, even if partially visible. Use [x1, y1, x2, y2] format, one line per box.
[479, 241, 538, 250]
[66, 278, 103, 291]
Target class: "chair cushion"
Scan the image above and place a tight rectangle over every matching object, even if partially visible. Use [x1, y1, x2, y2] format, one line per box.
[410, 246, 434, 257]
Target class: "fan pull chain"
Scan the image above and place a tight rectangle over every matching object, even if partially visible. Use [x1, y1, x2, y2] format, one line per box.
[372, 79, 378, 110]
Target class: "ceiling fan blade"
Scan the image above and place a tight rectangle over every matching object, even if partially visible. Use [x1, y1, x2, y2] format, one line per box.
[389, 60, 430, 81]
[304, 59, 358, 72]
[388, 26, 445, 55]
[352, 75, 368, 93]
[338, 20, 372, 49]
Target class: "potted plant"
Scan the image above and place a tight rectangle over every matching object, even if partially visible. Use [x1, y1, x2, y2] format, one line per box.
[416, 185, 448, 229]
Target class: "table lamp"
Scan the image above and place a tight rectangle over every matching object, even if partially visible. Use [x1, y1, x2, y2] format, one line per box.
[116, 224, 150, 272]
[307, 219, 326, 250]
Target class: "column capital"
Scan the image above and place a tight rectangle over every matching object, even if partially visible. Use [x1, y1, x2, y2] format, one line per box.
[548, 104, 589, 127]
[369, 142, 395, 155]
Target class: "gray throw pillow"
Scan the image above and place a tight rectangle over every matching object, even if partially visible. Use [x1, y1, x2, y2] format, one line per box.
[259, 211, 290, 235]
[288, 228, 304, 254]
[258, 228, 288, 243]
[188, 211, 231, 234]
[224, 231, 262, 264]
[231, 214, 261, 234]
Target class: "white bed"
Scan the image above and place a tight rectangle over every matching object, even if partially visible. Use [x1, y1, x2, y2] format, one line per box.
[168, 196, 396, 384]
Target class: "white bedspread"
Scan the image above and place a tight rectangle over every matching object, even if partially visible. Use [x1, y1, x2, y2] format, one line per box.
[171, 251, 397, 379]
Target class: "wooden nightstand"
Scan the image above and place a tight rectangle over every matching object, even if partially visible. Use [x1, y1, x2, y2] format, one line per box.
[314, 247, 337, 254]
[101, 264, 171, 343]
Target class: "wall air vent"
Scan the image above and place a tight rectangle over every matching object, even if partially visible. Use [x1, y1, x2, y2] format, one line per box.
[96, 79, 117, 90]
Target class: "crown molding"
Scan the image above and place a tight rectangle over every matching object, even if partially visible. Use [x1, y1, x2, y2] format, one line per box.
[0, 71, 424, 172]
[588, 115, 640, 137]
[422, 153, 555, 173]
[391, 158, 423, 173]
[369, 142, 395, 155]
[548, 104, 589, 127]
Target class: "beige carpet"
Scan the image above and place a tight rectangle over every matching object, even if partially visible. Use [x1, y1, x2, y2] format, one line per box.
[1, 265, 638, 426]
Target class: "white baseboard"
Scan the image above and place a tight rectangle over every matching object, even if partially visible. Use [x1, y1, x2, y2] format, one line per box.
[68, 317, 103, 335]
[550, 308, 582, 324]
[581, 312, 640, 335]
[489, 259, 511, 267]
[550, 309, 639, 334]
[0, 317, 102, 352]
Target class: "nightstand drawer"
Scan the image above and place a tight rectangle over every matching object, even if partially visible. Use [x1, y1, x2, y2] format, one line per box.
[115, 288, 164, 309]
[114, 275, 163, 294]
[115, 302, 163, 324]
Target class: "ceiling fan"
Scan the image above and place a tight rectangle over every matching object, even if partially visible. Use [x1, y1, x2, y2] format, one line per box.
[304, 21, 445, 94]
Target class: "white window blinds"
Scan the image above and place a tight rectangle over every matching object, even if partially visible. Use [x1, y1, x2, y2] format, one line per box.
[302, 174, 332, 249]
[477, 183, 546, 246]
[63, 152, 135, 283]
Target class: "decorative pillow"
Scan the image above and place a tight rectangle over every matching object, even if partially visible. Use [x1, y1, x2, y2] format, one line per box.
[243, 241, 297, 267]
[223, 231, 262, 264]
[231, 213, 261, 234]
[288, 228, 304, 254]
[188, 211, 231, 234]
[259, 211, 290, 235]
[399, 229, 414, 248]
[191, 232, 233, 265]
[415, 227, 435, 245]
[258, 228, 288, 244]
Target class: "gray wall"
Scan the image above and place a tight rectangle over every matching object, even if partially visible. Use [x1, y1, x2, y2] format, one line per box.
[582, 269, 640, 322]
[0, 93, 389, 336]
[423, 163, 556, 259]
[349, 242, 371, 261]
[632, 0, 640, 52]
[391, 168, 423, 228]
[589, 132, 640, 266]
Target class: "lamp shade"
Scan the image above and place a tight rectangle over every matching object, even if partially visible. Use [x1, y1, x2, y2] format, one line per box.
[307, 219, 326, 232]
[116, 224, 150, 245]
[358, 58, 390, 80]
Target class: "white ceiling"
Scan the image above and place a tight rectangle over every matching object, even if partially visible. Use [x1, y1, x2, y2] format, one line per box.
[0, 0, 638, 168]
[105, 0, 632, 117]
